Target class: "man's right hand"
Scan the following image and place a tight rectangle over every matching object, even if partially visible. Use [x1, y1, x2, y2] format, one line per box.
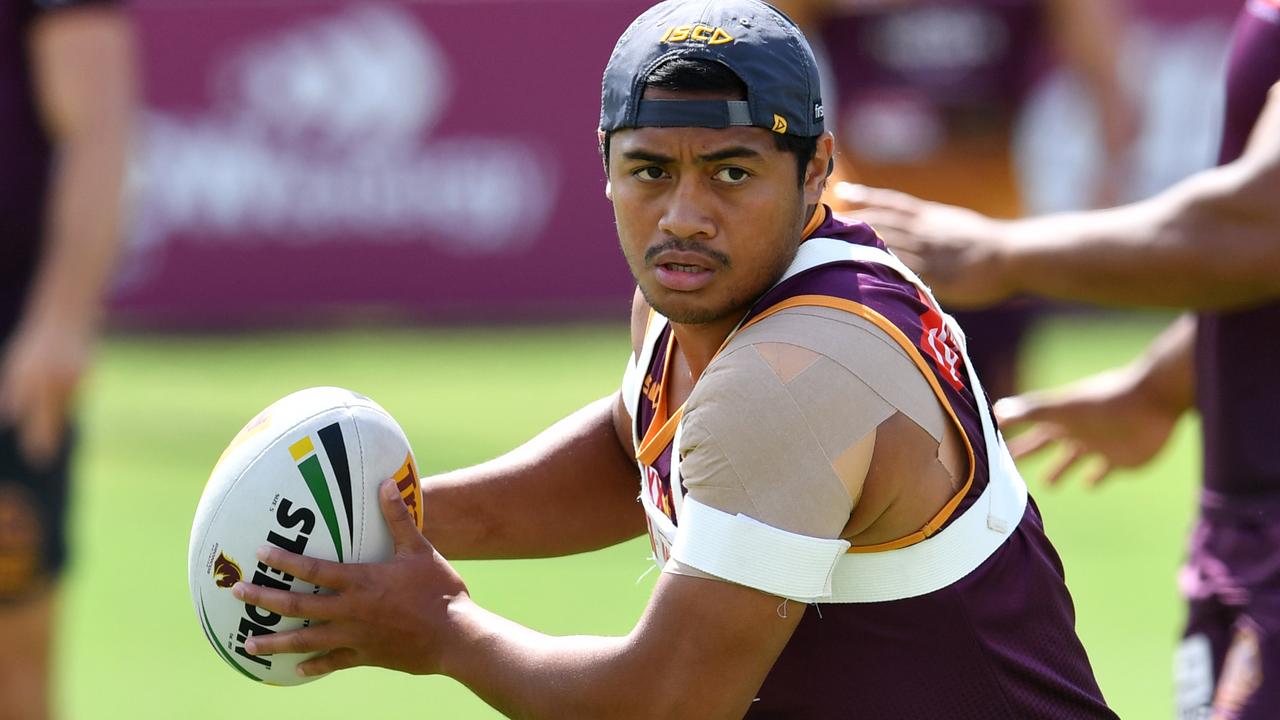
[834, 182, 1018, 309]
[993, 367, 1182, 488]
[0, 316, 93, 468]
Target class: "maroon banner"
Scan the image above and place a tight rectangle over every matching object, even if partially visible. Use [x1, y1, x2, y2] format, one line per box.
[117, 1, 650, 327]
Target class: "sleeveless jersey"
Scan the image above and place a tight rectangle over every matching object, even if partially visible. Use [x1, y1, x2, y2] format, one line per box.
[622, 209, 1115, 718]
[1196, 0, 1280, 499]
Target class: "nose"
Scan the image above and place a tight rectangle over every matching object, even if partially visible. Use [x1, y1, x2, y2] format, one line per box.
[658, 174, 716, 240]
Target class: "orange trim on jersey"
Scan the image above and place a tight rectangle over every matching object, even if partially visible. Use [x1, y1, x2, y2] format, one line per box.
[800, 205, 827, 239]
[738, 295, 978, 554]
[636, 331, 682, 467]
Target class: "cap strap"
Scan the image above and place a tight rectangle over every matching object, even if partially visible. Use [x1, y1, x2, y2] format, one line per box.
[634, 99, 751, 128]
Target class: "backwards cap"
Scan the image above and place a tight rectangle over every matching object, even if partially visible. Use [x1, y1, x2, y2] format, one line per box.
[600, 0, 825, 138]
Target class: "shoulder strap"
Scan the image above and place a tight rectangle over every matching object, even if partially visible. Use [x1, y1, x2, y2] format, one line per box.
[621, 311, 669, 448]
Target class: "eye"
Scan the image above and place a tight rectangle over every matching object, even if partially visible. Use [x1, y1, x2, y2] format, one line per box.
[633, 166, 667, 182]
[713, 166, 750, 184]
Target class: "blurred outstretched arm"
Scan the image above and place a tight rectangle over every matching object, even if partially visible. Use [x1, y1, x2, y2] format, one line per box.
[841, 82, 1280, 310]
[0, 6, 137, 467]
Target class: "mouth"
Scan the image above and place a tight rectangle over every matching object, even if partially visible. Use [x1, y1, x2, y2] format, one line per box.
[645, 245, 728, 293]
[652, 257, 715, 292]
[659, 262, 707, 274]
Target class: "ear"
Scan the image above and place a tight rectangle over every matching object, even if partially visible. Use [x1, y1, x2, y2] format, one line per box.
[598, 129, 612, 198]
[804, 132, 836, 206]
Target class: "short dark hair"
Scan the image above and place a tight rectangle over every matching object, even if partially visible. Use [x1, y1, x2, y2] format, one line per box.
[601, 57, 819, 185]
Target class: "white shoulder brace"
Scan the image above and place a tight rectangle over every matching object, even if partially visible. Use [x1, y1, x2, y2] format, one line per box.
[671, 496, 852, 603]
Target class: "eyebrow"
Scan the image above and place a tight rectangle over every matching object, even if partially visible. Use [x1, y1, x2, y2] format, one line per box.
[620, 145, 764, 165]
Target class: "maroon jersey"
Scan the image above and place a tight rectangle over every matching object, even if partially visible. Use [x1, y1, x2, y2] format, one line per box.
[0, 0, 115, 337]
[633, 209, 1114, 718]
[1195, 0, 1280, 498]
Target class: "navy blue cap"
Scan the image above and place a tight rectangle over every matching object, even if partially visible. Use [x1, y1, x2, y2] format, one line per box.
[600, 0, 825, 138]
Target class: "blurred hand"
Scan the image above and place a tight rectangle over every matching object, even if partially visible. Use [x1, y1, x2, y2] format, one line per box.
[993, 368, 1180, 489]
[0, 315, 94, 467]
[234, 479, 468, 678]
[833, 182, 1016, 308]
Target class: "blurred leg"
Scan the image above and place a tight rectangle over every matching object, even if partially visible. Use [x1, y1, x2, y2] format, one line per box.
[0, 592, 55, 720]
[1178, 597, 1232, 720]
[0, 427, 72, 720]
[1214, 610, 1280, 720]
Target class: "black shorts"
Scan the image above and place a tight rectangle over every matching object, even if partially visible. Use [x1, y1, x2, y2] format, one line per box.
[0, 423, 73, 597]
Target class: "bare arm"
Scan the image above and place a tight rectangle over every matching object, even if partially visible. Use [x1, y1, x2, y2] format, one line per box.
[0, 6, 136, 464]
[842, 82, 1280, 309]
[423, 394, 646, 559]
[1046, 0, 1138, 207]
[441, 572, 799, 719]
[422, 290, 652, 559]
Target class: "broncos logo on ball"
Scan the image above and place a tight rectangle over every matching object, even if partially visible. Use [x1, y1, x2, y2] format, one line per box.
[212, 552, 243, 588]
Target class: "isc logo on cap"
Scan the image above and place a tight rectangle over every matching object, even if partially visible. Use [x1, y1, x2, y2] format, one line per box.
[660, 24, 734, 45]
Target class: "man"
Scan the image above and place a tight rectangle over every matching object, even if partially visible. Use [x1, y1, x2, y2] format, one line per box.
[841, 1, 1280, 715]
[0, 1, 135, 718]
[235, 2, 1115, 716]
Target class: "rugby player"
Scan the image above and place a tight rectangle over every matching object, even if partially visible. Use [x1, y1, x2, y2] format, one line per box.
[842, 1, 1280, 715]
[0, 1, 135, 718]
[236, 2, 1117, 716]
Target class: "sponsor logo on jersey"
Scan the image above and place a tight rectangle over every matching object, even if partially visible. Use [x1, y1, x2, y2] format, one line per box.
[916, 289, 965, 392]
[212, 552, 243, 588]
[644, 464, 675, 520]
[659, 24, 734, 45]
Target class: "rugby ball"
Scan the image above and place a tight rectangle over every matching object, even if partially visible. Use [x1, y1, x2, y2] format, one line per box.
[187, 387, 423, 685]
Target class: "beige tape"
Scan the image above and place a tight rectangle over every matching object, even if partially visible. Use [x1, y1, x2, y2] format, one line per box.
[677, 347, 868, 539]
[724, 306, 950, 442]
[666, 303, 962, 547]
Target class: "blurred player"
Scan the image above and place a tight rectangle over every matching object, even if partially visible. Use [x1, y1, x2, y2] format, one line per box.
[0, 1, 136, 717]
[233, 2, 1117, 716]
[842, 1, 1280, 715]
[775, 0, 1136, 399]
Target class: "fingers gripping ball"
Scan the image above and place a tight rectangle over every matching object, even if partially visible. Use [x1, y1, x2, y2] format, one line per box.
[187, 387, 423, 685]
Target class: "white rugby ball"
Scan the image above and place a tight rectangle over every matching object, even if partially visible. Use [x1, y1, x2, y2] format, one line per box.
[188, 387, 423, 685]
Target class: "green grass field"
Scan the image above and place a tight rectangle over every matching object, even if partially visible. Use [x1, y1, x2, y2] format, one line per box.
[60, 313, 1196, 718]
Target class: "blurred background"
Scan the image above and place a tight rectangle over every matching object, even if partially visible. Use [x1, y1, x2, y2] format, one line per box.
[40, 0, 1248, 717]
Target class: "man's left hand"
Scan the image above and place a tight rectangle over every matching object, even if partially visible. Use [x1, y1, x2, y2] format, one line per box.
[233, 479, 467, 678]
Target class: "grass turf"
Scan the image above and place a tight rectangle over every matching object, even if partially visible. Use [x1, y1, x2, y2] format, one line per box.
[60, 313, 1193, 718]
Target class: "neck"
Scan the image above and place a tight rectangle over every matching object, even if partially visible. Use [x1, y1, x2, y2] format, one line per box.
[668, 312, 746, 382]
